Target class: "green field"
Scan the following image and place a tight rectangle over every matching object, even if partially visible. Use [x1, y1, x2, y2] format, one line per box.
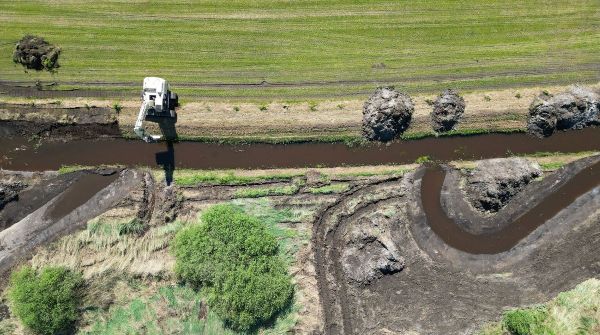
[1, 0, 599, 100]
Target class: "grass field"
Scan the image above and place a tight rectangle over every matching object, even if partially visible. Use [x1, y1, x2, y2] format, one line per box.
[1, 0, 599, 100]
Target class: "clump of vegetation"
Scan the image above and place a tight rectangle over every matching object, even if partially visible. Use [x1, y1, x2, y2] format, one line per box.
[479, 279, 600, 335]
[234, 185, 298, 198]
[502, 306, 551, 335]
[515, 93, 522, 99]
[112, 103, 122, 114]
[415, 155, 432, 164]
[172, 204, 293, 331]
[484, 95, 492, 101]
[8, 266, 83, 335]
[308, 101, 318, 112]
[172, 170, 298, 186]
[13, 35, 61, 73]
[118, 218, 145, 236]
[259, 103, 268, 111]
[309, 183, 349, 194]
[233, 105, 240, 112]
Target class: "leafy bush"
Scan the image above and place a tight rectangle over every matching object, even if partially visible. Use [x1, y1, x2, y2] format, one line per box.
[173, 204, 293, 331]
[8, 266, 83, 335]
[502, 306, 552, 335]
[118, 218, 145, 236]
[208, 257, 293, 331]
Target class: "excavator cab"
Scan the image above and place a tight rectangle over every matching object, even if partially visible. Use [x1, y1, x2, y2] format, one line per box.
[135, 77, 178, 142]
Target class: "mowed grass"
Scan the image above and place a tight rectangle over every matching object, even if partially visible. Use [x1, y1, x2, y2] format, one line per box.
[1, 0, 599, 100]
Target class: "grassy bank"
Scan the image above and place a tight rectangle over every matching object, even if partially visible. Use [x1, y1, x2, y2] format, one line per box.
[479, 279, 600, 335]
[1, 1, 599, 100]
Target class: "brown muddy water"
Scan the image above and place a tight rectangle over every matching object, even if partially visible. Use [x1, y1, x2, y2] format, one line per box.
[46, 172, 118, 221]
[421, 161, 600, 254]
[0, 128, 598, 171]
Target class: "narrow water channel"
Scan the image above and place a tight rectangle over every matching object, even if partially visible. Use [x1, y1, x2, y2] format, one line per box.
[420, 161, 600, 254]
[0, 128, 598, 170]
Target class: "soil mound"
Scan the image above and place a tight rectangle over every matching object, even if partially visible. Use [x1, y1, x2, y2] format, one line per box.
[431, 89, 466, 132]
[341, 215, 404, 285]
[362, 87, 414, 141]
[467, 157, 541, 212]
[527, 86, 600, 137]
[13, 35, 61, 72]
[0, 181, 27, 211]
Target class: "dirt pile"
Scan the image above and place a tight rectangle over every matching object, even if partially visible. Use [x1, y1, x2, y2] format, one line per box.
[467, 157, 541, 212]
[13, 35, 61, 72]
[527, 86, 600, 137]
[0, 181, 27, 211]
[341, 214, 404, 285]
[431, 89, 466, 132]
[362, 87, 414, 141]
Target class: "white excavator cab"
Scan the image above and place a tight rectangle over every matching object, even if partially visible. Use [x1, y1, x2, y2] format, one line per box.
[135, 77, 178, 142]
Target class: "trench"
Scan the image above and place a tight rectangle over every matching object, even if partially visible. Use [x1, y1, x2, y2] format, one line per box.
[46, 172, 119, 221]
[0, 128, 599, 171]
[421, 161, 600, 254]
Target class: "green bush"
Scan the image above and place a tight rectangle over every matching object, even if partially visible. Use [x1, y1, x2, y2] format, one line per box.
[208, 257, 293, 331]
[8, 266, 83, 335]
[173, 204, 293, 331]
[118, 218, 145, 236]
[502, 306, 553, 335]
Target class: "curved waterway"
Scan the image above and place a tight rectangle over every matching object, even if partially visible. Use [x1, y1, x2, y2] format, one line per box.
[0, 128, 599, 170]
[421, 161, 600, 254]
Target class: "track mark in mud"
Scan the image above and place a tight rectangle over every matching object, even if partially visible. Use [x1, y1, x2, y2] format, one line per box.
[421, 161, 600, 254]
[312, 177, 403, 335]
[46, 173, 119, 221]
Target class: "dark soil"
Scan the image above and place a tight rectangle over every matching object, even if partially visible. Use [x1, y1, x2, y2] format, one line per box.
[0, 181, 27, 211]
[466, 157, 541, 212]
[362, 87, 414, 141]
[0, 102, 120, 140]
[313, 157, 600, 334]
[431, 89, 465, 132]
[527, 86, 600, 137]
[0, 172, 83, 232]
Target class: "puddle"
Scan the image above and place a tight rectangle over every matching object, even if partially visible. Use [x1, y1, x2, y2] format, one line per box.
[46, 173, 118, 221]
[420, 161, 600, 254]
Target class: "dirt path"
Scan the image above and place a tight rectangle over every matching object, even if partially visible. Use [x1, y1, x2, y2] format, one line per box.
[313, 158, 600, 334]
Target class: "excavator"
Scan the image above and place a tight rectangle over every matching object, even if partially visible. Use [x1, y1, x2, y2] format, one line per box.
[134, 77, 178, 142]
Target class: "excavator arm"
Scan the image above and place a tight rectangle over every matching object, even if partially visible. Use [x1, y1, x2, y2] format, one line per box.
[134, 100, 162, 142]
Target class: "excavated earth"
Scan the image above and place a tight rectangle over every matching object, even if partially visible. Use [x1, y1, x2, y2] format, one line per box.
[0, 154, 599, 334]
[0, 102, 119, 140]
[313, 156, 600, 334]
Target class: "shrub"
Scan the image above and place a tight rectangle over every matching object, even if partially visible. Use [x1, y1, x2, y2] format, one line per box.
[8, 266, 83, 335]
[112, 103, 122, 114]
[118, 218, 145, 235]
[208, 257, 293, 331]
[415, 155, 432, 164]
[173, 204, 293, 331]
[13, 35, 61, 73]
[502, 306, 552, 335]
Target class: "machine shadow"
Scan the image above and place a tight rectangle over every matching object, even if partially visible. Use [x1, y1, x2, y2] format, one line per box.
[155, 118, 178, 186]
